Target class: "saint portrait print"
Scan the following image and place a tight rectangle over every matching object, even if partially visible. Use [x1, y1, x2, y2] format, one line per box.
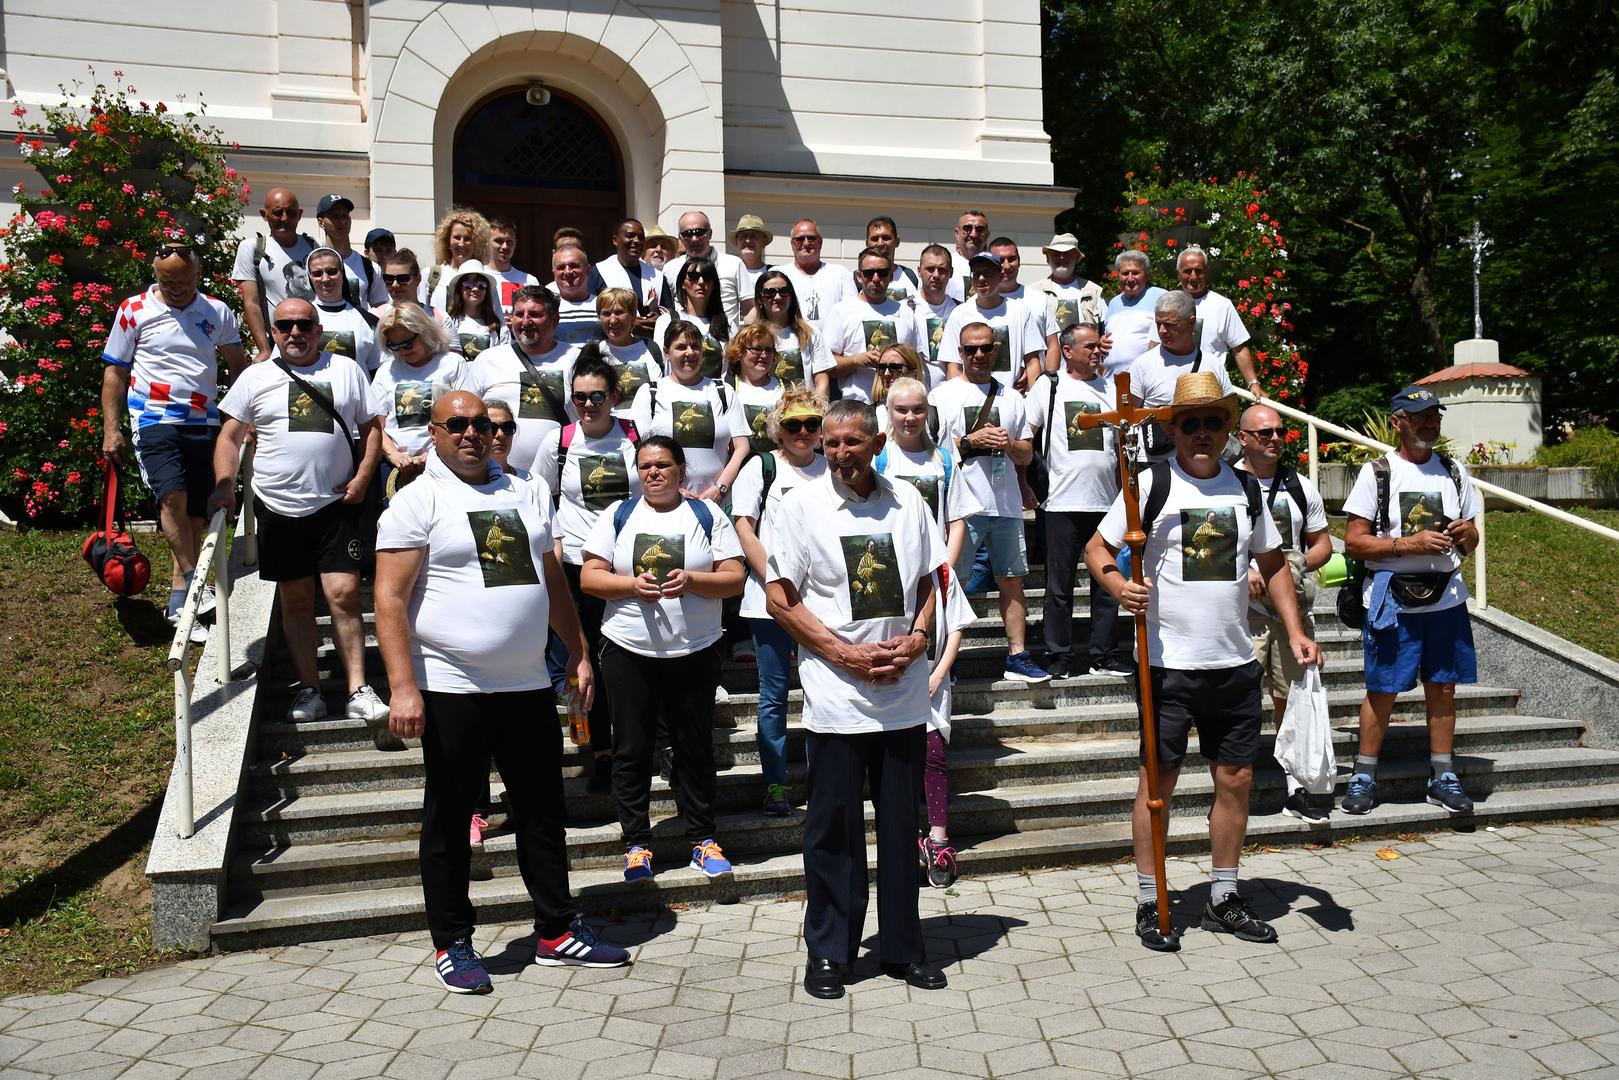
[841, 533, 904, 621]
[670, 398, 716, 450]
[1180, 506, 1239, 581]
[393, 380, 432, 429]
[576, 453, 630, 511]
[613, 359, 653, 403]
[990, 325, 1012, 373]
[1064, 400, 1103, 452]
[320, 329, 357, 361]
[926, 317, 946, 363]
[518, 368, 566, 422]
[773, 347, 805, 385]
[286, 380, 333, 433]
[699, 335, 725, 380]
[633, 533, 684, 585]
[862, 320, 897, 353]
[1400, 491, 1447, 536]
[458, 331, 492, 360]
[743, 404, 773, 453]
[468, 509, 539, 588]
[1053, 299, 1079, 331]
[1269, 498, 1294, 549]
[899, 474, 941, 518]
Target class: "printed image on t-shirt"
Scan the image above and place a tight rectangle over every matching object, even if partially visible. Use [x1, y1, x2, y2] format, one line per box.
[1400, 491, 1446, 536]
[842, 533, 903, 621]
[927, 317, 946, 363]
[965, 405, 1000, 434]
[991, 326, 1012, 373]
[469, 509, 538, 588]
[743, 405, 773, 453]
[886, 286, 908, 303]
[1064, 400, 1103, 451]
[899, 474, 941, 517]
[773, 348, 805, 385]
[1181, 507, 1239, 582]
[321, 330, 357, 360]
[287, 381, 333, 433]
[577, 453, 630, 510]
[518, 369, 565, 421]
[393, 381, 432, 429]
[671, 399, 715, 449]
[633, 533, 684, 585]
[1270, 498, 1295, 551]
[699, 336, 724, 380]
[459, 331, 492, 359]
[863, 320, 897, 353]
[1054, 299, 1080, 330]
[614, 360, 653, 403]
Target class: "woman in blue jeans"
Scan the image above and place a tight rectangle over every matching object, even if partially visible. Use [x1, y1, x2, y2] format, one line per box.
[730, 386, 828, 816]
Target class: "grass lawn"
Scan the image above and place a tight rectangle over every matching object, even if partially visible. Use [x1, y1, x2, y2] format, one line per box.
[1462, 507, 1619, 661]
[0, 528, 191, 996]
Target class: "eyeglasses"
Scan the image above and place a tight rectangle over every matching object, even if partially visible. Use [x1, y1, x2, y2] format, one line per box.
[875, 363, 908, 375]
[1242, 426, 1286, 440]
[760, 286, 791, 299]
[1177, 415, 1228, 434]
[384, 335, 418, 353]
[383, 273, 414, 285]
[781, 417, 822, 435]
[273, 318, 316, 333]
[571, 390, 610, 406]
[460, 279, 488, 290]
[743, 346, 778, 358]
[857, 267, 892, 279]
[490, 420, 518, 436]
[791, 236, 821, 246]
[155, 244, 191, 259]
[960, 342, 997, 355]
[433, 415, 494, 436]
[308, 267, 343, 278]
[679, 228, 711, 239]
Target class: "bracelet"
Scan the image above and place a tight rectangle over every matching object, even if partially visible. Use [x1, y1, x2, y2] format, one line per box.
[1391, 537, 1399, 556]
[908, 627, 928, 638]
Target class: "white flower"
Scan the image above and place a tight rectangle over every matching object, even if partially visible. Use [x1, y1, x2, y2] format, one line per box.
[11, 184, 21, 194]
[1208, 247, 1222, 257]
[1206, 212, 1222, 224]
[18, 144, 35, 158]
[1277, 249, 1288, 259]
[53, 146, 71, 159]
[1256, 222, 1267, 233]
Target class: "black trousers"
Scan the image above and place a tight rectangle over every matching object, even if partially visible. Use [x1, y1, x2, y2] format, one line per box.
[419, 688, 574, 948]
[599, 639, 721, 848]
[1044, 509, 1129, 668]
[802, 726, 925, 966]
[562, 560, 613, 758]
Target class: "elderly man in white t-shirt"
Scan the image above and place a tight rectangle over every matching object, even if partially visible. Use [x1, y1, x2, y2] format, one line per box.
[1085, 371, 1318, 952]
[374, 390, 630, 996]
[767, 399, 948, 1000]
[1177, 245, 1261, 393]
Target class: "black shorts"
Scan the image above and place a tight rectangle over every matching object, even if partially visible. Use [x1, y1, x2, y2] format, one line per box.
[132, 424, 217, 519]
[1140, 661, 1264, 769]
[254, 497, 366, 582]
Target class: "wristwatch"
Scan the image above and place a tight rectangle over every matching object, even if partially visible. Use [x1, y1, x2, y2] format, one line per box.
[716, 482, 731, 498]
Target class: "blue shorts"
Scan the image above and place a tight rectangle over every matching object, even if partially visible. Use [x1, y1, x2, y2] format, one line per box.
[958, 514, 1028, 579]
[1362, 602, 1478, 693]
[132, 424, 216, 519]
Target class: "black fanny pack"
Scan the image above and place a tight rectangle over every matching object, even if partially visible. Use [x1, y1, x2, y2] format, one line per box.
[1389, 570, 1453, 607]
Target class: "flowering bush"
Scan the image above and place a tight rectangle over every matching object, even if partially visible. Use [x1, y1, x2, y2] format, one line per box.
[0, 70, 249, 520]
[1111, 171, 1309, 461]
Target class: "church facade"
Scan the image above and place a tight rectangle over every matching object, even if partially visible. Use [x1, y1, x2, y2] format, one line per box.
[0, 0, 1069, 267]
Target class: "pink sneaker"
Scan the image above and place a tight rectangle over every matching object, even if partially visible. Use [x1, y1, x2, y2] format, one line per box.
[469, 814, 490, 852]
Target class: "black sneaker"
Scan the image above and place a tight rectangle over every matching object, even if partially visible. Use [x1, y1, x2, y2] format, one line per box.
[1341, 773, 1376, 816]
[1281, 789, 1329, 823]
[1201, 894, 1278, 943]
[1426, 772, 1474, 814]
[1046, 656, 1072, 680]
[1135, 901, 1180, 952]
[659, 747, 674, 785]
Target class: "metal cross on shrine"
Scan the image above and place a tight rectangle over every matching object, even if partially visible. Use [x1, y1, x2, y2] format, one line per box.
[1464, 219, 1493, 340]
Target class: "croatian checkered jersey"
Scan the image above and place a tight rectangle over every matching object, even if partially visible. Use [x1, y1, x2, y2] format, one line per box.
[102, 285, 241, 429]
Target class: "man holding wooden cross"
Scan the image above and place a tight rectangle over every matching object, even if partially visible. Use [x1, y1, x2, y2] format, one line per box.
[1085, 371, 1320, 950]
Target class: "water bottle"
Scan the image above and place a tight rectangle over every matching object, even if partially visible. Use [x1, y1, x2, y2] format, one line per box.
[566, 677, 590, 746]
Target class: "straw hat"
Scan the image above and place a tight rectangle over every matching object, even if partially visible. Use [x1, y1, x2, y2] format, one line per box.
[1170, 371, 1240, 426]
[1042, 232, 1083, 257]
[644, 225, 681, 256]
[730, 213, 773, 247]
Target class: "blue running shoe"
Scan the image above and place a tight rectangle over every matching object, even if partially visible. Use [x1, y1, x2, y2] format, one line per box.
[623, 845, 654, 885]
[1426, 772, 1474, 814]
[690, 838, 734, 879]
[1003, 651, 1052, 684]
[1341, 773, 1376, 816]
[535, 917, 632, 968]
[432, 938, 492, 994]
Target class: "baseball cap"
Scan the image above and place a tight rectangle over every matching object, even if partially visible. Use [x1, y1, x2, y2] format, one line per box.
[364, 227, 394, 248]
[1390, 385, 1445, 413]
[316, 193, 354, 216]
[968, 251, 1002, 269]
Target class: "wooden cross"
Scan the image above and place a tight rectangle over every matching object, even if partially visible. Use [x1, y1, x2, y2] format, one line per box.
[1074, 372, 1178, 944]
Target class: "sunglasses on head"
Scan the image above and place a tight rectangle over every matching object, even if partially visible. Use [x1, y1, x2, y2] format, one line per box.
[434, 415, 493, 435]
[1177, 415, 1227, 434]
[960, 342, 996, 356]
[781, 417, 822, 435]
[571, 390, 610, 406]
[155, 244, 191, 259]
[382, 273, 414, 285]
[273, 318, 316, 333]
[1242, 426, 1286, 440]
[384, 334, 418, 353]
[760, 286, 791, 299]
[857, 267, 892, 279]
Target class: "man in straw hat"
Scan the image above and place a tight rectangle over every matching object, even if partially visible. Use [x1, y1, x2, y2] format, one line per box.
[730, 213, 773, 318]
[1034, 232, 1106, 333]
[1085, 370, 1319, 950]
[642, 225, 681, 272]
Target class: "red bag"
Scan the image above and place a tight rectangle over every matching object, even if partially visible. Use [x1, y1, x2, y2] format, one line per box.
[82, 466, 151, 597]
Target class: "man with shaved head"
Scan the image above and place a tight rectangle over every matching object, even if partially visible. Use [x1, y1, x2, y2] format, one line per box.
[374, 390, 630, 995]
[232, 187, 320, 363]
[662, 210, 747, 327]
[781, 217, 855, 332]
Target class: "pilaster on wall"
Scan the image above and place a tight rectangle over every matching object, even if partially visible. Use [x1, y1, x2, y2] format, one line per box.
[272, 0, 366, 123]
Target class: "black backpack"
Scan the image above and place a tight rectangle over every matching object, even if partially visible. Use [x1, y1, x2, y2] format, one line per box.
[1139, 459, 1262, 537]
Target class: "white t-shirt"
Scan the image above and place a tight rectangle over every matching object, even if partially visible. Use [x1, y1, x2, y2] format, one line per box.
[553, 294, 601, 348]
[627, 376, 738, 494]
[595, 257, 664, 314]
[730, 376, 785, 454]
[370, 351, 465, 456]
[375, 453, 556, 693]
[342, 250, 389, 309]
[914, 295, 959, 381]
[1033, 277, 1106, 330]
[662, 251, 747, 329]
[102, 286, 240, 430]
[1131, 344, 1234, 408]
[780, 262, 857, 331]
[1241, 466, 1329, 616]
[217, 351, 381, 517]
[440, 313, 508, 360]
[1098, 459, 1283, 669]
[929, 567, 979, 740]
[936, 298, 1044, 389]
[1193, 289, 1252, 369]
[231, 233, 317, 312]
[1103, 286, 1168, 376]
[929, 378, 1030, 519]
[533, 420, 643, 564]
[603, 339, 664, 415]
[731, 450, 828, 618]
[1001, 284, 1058, 344]
[495, 266, 540, 314]
[651, 309, 728, 382]
[738, 261, 770, 305]
[822, 296, 927, 403]
[584, 497, 743, 657]
[1343, 453, 1479, 613]
[1025, 371, 1120, 513]
[876, 443, 979, 532]
[767, 324, 831, 386]
[767, 472, 947, 733]
[313, 301, 381, 374]
[459, 341, 578, 472]
[883, 266, 920, 305]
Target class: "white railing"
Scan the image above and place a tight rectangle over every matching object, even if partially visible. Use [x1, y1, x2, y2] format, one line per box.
[165, 446, 256, 838]
[1237, 387, 1619, 608]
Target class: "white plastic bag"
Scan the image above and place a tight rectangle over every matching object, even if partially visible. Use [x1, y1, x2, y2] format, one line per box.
[1275, 666, 1336, 795]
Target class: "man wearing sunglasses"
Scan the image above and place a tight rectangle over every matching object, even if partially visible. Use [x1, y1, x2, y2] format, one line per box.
[934, 251, 1044, 390]
[781, 218, 856, 333]
[375, 390, 629, 994]
[661, 211, 746, 328]
[1085, 371, 1318, 950]
[232, 187, 318, 365]
[461, 286, 578, 474]
[210, 299, 387, 731]
[823, 250, 927, 402]
[947, 210, 991, 303]
[305, 247, 380, 374]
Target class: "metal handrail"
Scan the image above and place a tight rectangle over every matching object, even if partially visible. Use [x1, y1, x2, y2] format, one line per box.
[1236, 387, 1619, 609]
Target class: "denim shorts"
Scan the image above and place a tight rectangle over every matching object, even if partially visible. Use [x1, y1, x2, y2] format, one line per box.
[1362, 602, 1478, 693]
[957, 514, 1028, 579]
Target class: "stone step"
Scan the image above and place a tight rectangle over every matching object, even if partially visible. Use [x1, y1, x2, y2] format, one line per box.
[210, 776, 1619, 951]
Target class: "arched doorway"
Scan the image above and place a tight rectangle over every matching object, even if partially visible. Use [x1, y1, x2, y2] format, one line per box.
[452, 87, 626, 274]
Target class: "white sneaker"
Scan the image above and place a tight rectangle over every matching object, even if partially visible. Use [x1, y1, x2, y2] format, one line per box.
[345, 685, 391, 723]
[195, 583, 217, 618]
[288, 686, 327, 722]
[168, 611, 209, 645]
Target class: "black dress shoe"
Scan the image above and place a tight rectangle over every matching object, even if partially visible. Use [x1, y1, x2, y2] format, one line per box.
[880, 961, 947, 990]
[803, 957, 844, 999]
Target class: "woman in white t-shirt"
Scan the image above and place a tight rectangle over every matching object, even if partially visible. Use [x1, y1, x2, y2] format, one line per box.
[628, 321, 750, 502]
[869, 343, 926, 434]
[652, 257, 730, 381]
[593, 287, 664, 411]
[581, 436, 746, 886]
[372, 303, 465, 500]
[731, 386, 828, 817]
[439, 261, 506, 359]
[426, 208, 491, 313]
[754, 269, 831, 397]
[725, 323, 786, 455]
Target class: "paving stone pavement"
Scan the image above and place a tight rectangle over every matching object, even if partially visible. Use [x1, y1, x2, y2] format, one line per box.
[7, 821, 1619, 1079]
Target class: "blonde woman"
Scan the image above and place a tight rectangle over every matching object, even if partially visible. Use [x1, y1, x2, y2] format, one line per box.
[870, 342, 925, 434]
[427, 207, 492, 312]
[371, 302, 464, 498]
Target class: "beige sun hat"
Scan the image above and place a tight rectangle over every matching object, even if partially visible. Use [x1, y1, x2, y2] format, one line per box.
[1170, 370, 1240, 426]
[730, 213, 773, 247]
[643, 225, 681, 257]
[1042, 232, 1083, 257]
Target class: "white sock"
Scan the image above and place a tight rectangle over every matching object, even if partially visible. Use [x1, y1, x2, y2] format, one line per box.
[1137, 872, 1157, 906]
[1210, 867, 1239, 906]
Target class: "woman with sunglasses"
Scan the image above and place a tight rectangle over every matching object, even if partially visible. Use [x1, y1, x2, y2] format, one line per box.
[653, 257, 730, 381]
[581, 436, 746, 886]
[372, 302, 466, 499]
[533, 354, 642, 794]
[869, 343, 926, 436]
[439, 261, 506, 359]
[588, 287, 664, 414]
[427, 208, 492, 313]
[724, 324, 787, 456]
[729, 386, 829, 817]
[628, 321, 750, 508]
[753, 269, 831, 397]
[304, 247, 381, 373]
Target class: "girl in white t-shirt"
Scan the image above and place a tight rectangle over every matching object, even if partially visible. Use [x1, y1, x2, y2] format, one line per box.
[628, 321, 750, 500]
[731, 386, 829, 817]
[439, 261, 507, 359]
[870, 343, 926, 434]
[754, 269, 832, 397]
[580, 436, 746, 887]
[653, 257, 731, 381]
[725, 323, 786, 455]
[372, 303, 465, 501]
